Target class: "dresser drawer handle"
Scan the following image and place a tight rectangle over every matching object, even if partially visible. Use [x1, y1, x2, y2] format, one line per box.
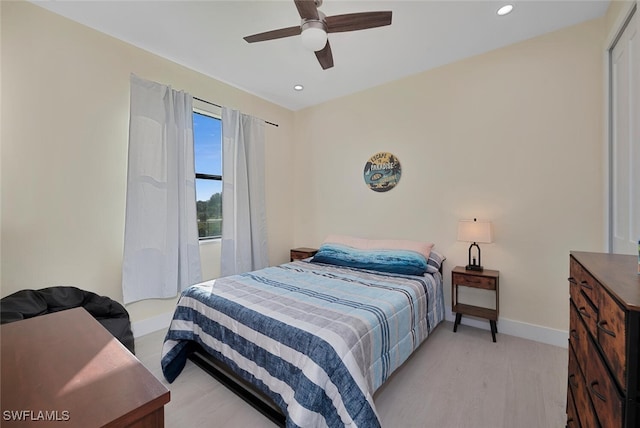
[589, 381, 607, 402]
[569, 374, 578, 388]
[578, 307, 591, 319]
[597, 320, 616, 338]
[580, 280, 593, 290]
[568, 277, 577, 285]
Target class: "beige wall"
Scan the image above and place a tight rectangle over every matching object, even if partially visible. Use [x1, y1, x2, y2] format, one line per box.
[292, 18, 607, 331]
[0, 1, 295, 322]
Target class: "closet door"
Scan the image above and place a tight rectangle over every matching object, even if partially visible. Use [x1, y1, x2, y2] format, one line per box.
[611, 7, 639, 255]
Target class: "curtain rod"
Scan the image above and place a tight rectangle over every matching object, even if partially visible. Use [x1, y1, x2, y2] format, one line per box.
[193, 96, 279, 128]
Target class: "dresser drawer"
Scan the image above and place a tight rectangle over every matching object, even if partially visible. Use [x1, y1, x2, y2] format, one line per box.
[568, 302, 623, 428]
[452, 272, 496, 290]
[584, 330, 624, 428]
[596, 285, 627, 391]
[566, 386, 580, 428]
[569, 344, 600, 428]
[569, 303, 589, 372]
[570, 257, 598, 305]
[574, 292, 598, 340]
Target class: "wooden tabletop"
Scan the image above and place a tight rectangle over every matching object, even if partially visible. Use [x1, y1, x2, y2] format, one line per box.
[571, 251, 640, 311]
[1, 307, 170, 427]
[452, 265, 500, 278]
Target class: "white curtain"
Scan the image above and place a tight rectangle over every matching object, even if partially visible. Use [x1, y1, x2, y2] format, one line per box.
[122, 75, 201, 304]
[221, 107, 268, 276]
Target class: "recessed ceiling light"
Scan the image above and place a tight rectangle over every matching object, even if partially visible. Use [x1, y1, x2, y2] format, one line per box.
[293, 84, 304, 91]
[497, 4, 513, 16]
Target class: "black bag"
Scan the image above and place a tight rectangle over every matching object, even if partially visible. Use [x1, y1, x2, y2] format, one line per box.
[1, 286, 135, 354]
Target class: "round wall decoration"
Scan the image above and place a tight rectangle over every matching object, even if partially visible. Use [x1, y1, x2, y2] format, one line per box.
[363, 152, 402, 192]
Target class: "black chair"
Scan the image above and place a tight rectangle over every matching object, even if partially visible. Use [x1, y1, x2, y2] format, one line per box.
[1, 286, 135, 354]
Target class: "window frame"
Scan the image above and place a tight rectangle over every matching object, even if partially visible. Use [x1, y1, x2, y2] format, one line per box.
[193, 104, 223, 241]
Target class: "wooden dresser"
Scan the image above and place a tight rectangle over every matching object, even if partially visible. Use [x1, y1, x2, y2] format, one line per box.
[1, 307, 170, 427]
[567, 251, 640, 427]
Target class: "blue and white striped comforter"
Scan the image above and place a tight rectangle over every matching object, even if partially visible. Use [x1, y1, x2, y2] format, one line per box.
[161, 260, 445, 428]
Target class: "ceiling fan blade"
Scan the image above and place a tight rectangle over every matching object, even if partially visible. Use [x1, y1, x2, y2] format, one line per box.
[244, 26, 302, 43]
[315, 41, 334, 70]
[326, 11, 392, 33]
[294, 0, 319, 20]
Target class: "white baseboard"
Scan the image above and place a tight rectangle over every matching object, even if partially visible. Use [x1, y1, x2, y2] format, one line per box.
[445, 308, 568, 348]
[132, 308, 569, 349]
[131, 311, 173, 338]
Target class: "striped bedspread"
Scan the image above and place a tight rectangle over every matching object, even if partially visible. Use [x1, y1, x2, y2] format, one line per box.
[161, 260, 445, 428]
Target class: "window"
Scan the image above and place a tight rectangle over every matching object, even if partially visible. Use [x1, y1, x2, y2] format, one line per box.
[193, 109, 222, 239]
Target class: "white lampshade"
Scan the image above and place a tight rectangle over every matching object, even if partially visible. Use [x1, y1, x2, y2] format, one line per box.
[457, 219, 493, 244]
[301, 27, 327, 51]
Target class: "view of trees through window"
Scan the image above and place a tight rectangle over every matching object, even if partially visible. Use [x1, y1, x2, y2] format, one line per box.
[193, 111, 222, 239]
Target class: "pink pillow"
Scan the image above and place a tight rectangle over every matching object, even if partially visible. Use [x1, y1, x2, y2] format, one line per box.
[323, 234, 434, 260]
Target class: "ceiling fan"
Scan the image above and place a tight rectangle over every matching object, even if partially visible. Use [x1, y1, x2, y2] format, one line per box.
[243, 0, 392, 70]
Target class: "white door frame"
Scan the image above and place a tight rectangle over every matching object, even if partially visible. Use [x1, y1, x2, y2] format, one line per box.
[605, 1, 639, 253]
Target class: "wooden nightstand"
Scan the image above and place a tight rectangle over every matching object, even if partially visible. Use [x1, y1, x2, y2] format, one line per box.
[452, 266, 500, 342]
[290, 247, 318, 261]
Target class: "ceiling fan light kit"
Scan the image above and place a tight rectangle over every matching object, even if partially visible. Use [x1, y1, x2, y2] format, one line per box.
[243, 0, 392, 70]
[301, 17, 328, 51]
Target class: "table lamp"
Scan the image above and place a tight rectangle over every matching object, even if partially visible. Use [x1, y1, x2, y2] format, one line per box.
[457, 218, 493, 271]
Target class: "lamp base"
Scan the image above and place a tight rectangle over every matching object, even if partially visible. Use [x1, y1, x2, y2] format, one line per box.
[465, 264, 484, 271]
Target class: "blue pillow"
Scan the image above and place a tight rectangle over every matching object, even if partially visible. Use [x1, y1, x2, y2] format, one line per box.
[310, 243, 428, 276]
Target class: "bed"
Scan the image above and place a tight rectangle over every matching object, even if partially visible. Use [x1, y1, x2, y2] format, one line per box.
[161, 237, 445, 428]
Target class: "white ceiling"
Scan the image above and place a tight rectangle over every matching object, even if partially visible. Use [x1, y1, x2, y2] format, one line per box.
[31, 0, 610, 111]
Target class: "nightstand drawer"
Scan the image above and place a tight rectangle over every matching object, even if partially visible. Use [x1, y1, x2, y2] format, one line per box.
[452, 272, 496, 290]
[290, 247, 318, 261]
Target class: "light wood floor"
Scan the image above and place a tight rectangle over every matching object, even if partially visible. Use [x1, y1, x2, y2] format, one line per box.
[135, 321, 568, 428]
